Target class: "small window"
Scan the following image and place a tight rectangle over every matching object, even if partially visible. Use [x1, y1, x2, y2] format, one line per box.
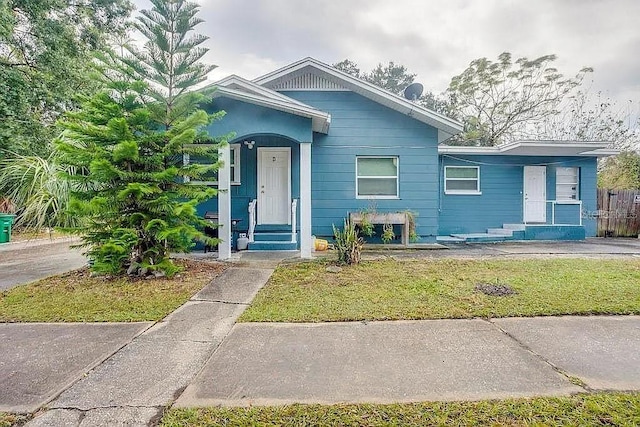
[444, 166, 481, 195]
[356, 156, 399, 198]
[556, 167, 579, 201]
[184, 144, 240, 185]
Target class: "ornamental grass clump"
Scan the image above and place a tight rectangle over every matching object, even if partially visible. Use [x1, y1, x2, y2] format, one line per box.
[333, 219, 364, 265]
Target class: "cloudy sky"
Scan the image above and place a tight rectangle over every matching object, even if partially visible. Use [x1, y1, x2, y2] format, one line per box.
[133, 0, 640, 112]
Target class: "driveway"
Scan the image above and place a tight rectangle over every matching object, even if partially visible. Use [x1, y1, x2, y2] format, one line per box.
[0, 239, 86, 290]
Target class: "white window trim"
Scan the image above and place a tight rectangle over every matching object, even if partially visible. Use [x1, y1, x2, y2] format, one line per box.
[444, 165, 482, 195]
[184, 144, 241, 186]
[555, 167, 579, 203]
[355, 156, 400, 199]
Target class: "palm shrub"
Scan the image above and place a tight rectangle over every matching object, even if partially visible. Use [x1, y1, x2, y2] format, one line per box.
[0, 152, 79, 230]
[333, 219, 364, 265]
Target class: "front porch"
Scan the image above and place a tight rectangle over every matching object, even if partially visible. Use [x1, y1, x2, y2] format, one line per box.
[212, 134, 313, 260]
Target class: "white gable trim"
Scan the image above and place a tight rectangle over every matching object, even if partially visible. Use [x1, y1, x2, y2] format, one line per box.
[253, 57, 463, 138]
[213, 75, 311, 107]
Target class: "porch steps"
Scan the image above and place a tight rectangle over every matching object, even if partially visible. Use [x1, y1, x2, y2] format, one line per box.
[445, 224, 527, 243]
[450, 233, 512, 243]
[248, 232, 297, 251]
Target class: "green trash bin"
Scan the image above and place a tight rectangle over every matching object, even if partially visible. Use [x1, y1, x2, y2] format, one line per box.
[0, 214, 16, 243]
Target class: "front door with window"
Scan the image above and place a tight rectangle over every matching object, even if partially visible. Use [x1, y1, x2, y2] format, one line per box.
[257, 147, 291, 225]
[523, 166, 546, 223]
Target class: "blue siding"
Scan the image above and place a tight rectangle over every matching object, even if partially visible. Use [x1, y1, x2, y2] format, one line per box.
[206, 98, 312, 143]
[438, 155, 598, 237]
[284, 91, 440, 241]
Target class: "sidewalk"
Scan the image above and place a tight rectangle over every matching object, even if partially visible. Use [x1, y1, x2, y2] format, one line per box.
[21, 263, 274, 427]
[175, 316, 640, 408]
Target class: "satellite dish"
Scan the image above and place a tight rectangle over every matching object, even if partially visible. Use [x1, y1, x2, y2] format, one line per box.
[403, 82, 424, 101]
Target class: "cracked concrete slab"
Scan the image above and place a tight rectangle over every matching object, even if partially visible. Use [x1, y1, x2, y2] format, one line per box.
[0, 323, 151, 413]
[494, 316, 640, 390]
[192, 267, 273, 304]
[26, 406, 162, 427]
[176, 320, 581, 407]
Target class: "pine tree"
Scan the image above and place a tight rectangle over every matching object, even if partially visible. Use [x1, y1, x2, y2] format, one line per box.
[55, 0, 226, 276]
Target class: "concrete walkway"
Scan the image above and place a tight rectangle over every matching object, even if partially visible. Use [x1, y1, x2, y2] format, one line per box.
[23, 264, 275, 427]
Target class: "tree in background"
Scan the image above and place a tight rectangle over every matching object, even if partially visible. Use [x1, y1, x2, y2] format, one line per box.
[447, 52, 593, 146]
[0, 0, 133, 157]
[333, 59, 451, 115]
[598, 152, 640, 190]
[56, 0, 224, 276]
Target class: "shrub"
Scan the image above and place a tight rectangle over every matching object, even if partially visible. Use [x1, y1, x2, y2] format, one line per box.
[333, 219, 364, 265]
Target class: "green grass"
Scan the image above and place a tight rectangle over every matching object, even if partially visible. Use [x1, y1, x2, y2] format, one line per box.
[240, 258, 640, 322]
[0, 412, 30, 427]
[0, 260, 225, 322]
[162, 392, 640, 426]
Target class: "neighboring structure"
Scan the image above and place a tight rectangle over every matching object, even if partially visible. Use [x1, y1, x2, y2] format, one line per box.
[195, 57, 617, 259]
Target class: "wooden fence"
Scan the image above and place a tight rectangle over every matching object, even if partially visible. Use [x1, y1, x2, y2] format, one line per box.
[596, 188, 640, 237]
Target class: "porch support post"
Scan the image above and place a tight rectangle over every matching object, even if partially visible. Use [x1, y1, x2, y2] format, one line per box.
[218, 144, 232, 260]
[299, 142, 312, 258]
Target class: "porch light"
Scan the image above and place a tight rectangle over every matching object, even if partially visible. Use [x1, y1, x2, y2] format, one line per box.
[243, 140, 255, 149]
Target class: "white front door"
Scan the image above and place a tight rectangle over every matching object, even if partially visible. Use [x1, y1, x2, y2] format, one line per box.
[257, 147, 291, 225]
[523, 166, 546, 223]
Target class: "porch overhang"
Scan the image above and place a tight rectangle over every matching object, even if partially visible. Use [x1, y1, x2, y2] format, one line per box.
[209, 79, 331, 135]
[439, 141, 619, 157]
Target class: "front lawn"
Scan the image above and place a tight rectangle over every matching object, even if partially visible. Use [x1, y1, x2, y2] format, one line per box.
[0, 260, 225, 322]
[240, 258, 640, 322]
[162, 392, 640, 426]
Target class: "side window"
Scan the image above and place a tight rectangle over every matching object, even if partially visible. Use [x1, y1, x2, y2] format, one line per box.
[556, 167, 579, 200]
[184, 144, 240, 185]
[444, 166, 480, 195]
[356, 156, 399, 198]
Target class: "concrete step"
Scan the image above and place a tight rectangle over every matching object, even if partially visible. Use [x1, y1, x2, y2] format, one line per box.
[487, 228, 514, 236]
[450, 233, 512, 243]
[248, 241, 298, 251]
[253, 232, 294, 242]
[503, 224, 526, 231]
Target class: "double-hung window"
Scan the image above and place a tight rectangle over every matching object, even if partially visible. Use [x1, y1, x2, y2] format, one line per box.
[356, 156, 399, 198]
[444, 166, 481, 195]
[184, 144, 241, 185]
[556, 167, 579, 201]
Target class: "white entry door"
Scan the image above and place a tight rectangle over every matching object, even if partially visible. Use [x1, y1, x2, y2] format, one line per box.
[523, 166, 547, 223]
[257, 147, 291, 225]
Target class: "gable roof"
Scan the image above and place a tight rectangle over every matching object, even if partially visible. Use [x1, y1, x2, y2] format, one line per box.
[206, 75, 331, 134]
[253, 57, 463, 141]
[438, 140, 619, 157]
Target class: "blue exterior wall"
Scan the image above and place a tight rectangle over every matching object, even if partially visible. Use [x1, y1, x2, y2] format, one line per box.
[206, 97, 313, 143]
[438, 155, 598, 236]
[283, 91, 440, 241]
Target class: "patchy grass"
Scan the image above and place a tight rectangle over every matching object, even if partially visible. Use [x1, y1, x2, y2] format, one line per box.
[240, 258, 640, 322]
[0, 260, 225, 322]
[161, 392, 640, 426]
[0, 413, 30, 427]
[10, 230, 70, 242]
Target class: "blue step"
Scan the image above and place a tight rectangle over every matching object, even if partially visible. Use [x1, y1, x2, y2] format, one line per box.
[248, 241, 298, 251]
[253, 232, 294, 242]
[450, 233, 512, 243]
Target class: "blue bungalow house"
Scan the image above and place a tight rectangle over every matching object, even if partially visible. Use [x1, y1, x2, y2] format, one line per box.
[198, 57, 617, 259]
